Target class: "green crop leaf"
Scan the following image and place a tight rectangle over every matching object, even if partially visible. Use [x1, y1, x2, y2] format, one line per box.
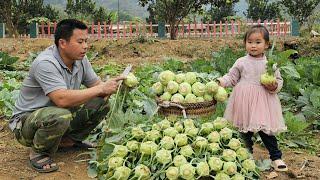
[281, 63, 300, 79]
[87, 164, 98, 178]
[161, 58, 185, 72]
[284, 112, 310, 133]
[0, 52, 19, 70]
[310, 89, 320, 108]
[255, 159, 271, 171]
[143, 98, 157, 117]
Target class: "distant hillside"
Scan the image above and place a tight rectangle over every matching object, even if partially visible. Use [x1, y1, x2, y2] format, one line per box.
[45, 0, 274, 20]
[44, 0, 148, 19]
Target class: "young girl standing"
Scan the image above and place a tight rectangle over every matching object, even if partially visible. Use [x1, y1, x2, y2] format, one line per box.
[218, 25, 288, 171]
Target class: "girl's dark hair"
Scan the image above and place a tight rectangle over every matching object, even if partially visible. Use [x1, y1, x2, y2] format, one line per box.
[244, 24, 269, 44]
[54, 19, 88, 47]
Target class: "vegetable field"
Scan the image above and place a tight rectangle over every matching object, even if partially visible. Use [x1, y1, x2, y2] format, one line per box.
[0, 37, 319, 179]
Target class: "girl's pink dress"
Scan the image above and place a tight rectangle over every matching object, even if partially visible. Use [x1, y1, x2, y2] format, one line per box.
[218, 54, 287, 135]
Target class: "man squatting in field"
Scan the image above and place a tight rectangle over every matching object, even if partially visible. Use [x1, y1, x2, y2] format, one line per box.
[9, 19, 125, 173]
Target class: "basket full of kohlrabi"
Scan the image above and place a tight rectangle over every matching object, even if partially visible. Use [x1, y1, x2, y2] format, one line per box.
[152, 70, 228, 118]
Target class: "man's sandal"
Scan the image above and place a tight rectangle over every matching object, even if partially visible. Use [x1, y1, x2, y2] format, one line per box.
[29, 154, 59, 173]
[271, 159, 288, 172]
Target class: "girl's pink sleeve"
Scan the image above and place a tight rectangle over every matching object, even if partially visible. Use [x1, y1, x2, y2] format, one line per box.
[269, 69, 283, 94]
[217, 60, 241, 87]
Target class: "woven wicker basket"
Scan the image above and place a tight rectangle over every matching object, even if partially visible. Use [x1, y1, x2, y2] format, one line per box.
[156, 98, 216, 118]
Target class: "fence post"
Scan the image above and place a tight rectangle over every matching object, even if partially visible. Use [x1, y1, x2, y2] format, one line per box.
[123, 21, 126, 40]
[207, 22, 210, 37]
[277, 19, 280, 37]
[129, 22, 132, 38]
[104, 21, 107, 39]
[176, 24, 179, 38]
[91, 22, 94, 38]
[117, 22, 120, 40]
[110, 22, 113, 40]
[48, 22, 51, 38]
[97, 21, 101, 39]
[219, 21, 222, 38]
[158, 21, 166, 38]
[194, 20, 197, 37]
[270, 20, 274, 35]
[291, 19, 299, 36]
[200, 21, 203, 37]
[225, 21, 228, 37]
[30, 22, 38, 38]
[213, 21, 216, 38]
[53, 22, 57, 34]
[149, 22, 153, 37]
[284, 20, 287, 37]
[41, 22, 45, 38]
[182, 21, 185, 38]
[188, 23, 191, 37]
[237, 20, 241, 36]
[231, 20, 234, 37]
[0, 23, 5, 38]
[135, 23, 139, 37]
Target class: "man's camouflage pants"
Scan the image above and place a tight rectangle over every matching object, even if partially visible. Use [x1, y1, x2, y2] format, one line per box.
[13, 97, 109, 154]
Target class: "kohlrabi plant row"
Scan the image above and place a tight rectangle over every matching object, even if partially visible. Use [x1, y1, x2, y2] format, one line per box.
[98, 117, 258, 180]
[152, 70, 228, 103]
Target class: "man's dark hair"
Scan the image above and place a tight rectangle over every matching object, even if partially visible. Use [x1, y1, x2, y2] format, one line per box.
[54, 19, 88, 47]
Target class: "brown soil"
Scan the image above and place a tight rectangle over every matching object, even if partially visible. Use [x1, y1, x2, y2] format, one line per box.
[254, 144, 320, 180]
[0, 120, 90, 180]
[0, 37, 319, 179]
[0, 38, 242, 64]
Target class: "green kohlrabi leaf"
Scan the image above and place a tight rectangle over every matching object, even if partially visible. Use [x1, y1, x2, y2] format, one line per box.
[312, 68, 320, 85]
[278, 50, 298, 60]
[255, 159, 271, 171]
[0, 52, 19, 70]
[143, 98, 157, 117]
[280, 63, 300, 79]
[87, 164, 98, 178]
[310, 89, 320, 108]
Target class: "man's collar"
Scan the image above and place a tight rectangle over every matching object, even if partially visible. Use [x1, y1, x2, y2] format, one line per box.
[53, 45, 68, 69]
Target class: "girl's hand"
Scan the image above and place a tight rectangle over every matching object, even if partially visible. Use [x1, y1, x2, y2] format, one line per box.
[263, 81, 278, 91]
[217, 78, 225, 87]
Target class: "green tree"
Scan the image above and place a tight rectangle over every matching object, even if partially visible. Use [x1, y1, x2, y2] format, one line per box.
[145, 2, 157, 24]
[93, 6, 117, 24]
[245, 0, 283, 21]
[281, 0, 320, 25]
[118, 12, 135, 22]
[205, 0, 239, 22]
[139, 0, 223, 40]
[0, 0, 59, 37]
[0, 1, 18, 37]
[65, 0, 96, 21]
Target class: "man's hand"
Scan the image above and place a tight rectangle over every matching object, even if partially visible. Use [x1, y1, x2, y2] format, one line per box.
[98, 76, 126, 96]
[263, 81, 278, 91]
